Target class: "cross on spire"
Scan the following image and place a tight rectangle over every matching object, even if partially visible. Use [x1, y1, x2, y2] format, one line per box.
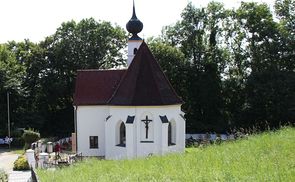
[141, 115, 152, 139]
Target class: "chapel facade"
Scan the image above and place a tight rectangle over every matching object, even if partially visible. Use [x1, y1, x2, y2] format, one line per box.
[73, 3, 185, 159]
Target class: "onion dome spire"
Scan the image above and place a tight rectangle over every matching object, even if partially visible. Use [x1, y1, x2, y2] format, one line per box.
[126, 0, 143, 40]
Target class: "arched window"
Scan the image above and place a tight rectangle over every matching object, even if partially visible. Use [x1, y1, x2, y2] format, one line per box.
[168, 122, 172, 145]
[168, 121, 176, 146]
[133, 48, 138, 55]
[119, 122, 126, 146]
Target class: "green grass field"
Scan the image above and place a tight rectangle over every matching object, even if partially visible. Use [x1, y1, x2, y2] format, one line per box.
[37, 127, 295, 182]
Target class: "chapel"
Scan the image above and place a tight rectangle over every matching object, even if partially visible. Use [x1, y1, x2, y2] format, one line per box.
[73, 3, 185, 159]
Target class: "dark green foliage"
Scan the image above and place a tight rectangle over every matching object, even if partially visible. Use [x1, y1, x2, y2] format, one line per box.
[185, 63, 226, 132]
[22, 128, 40, 149]
[161, 2, 229, 132]
[0, 44, 26, 136]
[11, 137, 25, 148]
[0, 18, 126, 137]
[148, 39, 188, 102]
[13, 155, 30, 171]
[159, 1, 294, 132]
[0, 1, 294, 135]
[244, 70, 295, 128]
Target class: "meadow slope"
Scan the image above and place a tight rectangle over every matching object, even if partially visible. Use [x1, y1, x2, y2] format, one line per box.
[38, 127, 295, 182]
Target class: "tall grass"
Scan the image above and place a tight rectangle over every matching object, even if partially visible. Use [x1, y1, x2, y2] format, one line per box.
[37, 127, 295, 182]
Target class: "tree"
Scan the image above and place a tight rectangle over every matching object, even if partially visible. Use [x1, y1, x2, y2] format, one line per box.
[37, 18, 126, 136]
[275, 0, 295, 71]
[237, 2, 282, 72]
[2, 1, 294, 136]
[236, 2, 295, 128]
[2, 18, 127, 136]
[148, 39, 188, 100]
[244, 71, 295, 128]
[162, 2, 206, 67]
[160, 2, 228, 132]
[0, 44, 25, 135]
[6, 40, 47, 130]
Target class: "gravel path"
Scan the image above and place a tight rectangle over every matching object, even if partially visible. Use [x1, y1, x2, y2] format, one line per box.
[0, 149, 31, 182]
[0, 149, 18, 173]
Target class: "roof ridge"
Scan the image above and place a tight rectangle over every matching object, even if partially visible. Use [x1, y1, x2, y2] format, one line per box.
[141, 44, 164, 104]
[77, 69, 127, 72]
[146, 44, 183, 103]
[107, 43, 144, 104]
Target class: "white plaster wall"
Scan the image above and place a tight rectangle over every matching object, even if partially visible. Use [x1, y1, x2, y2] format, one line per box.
[161, 123, 168, 154]
[106, 105, 185, 159]
[127, 40, 143, 66]
[136, 111, 160, 157]
[139, 112, 154, 142]
[126, 123, 135, 159]
[105, 107, 135, 160]
[76, 106, 108, 156]
[178, 113, 186, 152]
[166, 114, 186, 154]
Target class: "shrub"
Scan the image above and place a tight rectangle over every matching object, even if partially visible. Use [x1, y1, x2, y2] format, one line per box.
[22, 128, 40, 149]
[13, 155, 30, 171]
[11, 129, 24, 138]
[10, 137, 25, 148]
[0, 169, 8, 182]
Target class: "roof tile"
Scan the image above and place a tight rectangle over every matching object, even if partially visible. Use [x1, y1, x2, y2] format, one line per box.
[108, 42, 183, 105]
[73, 69, 125, 105]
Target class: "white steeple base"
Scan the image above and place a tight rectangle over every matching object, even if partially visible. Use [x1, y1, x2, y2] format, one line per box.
[127, 39, 143, 66]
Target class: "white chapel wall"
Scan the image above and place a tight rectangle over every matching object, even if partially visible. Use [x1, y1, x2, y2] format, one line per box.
[76, 106, 108, 156]
[134, 105, 185, 157]
[106, 105, 185, 159]
[105, 107, 135, 159]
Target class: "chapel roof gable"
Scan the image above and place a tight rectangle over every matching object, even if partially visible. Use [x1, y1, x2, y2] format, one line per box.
[108, 42, 183, 106]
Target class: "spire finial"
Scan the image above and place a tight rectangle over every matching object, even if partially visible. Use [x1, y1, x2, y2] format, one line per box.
[126, 0, 143, 40]
[132, 0, 136, 19]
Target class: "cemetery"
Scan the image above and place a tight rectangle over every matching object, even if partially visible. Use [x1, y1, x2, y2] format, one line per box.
[0, 0, 294, 181]
[25, 137, 82, 169]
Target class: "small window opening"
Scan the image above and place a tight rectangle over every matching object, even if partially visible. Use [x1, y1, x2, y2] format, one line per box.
[118, 122, 126, 147]
[168, 122, 175, 146]
[89, 136, 98, 149]
[133, 48, 138, 55]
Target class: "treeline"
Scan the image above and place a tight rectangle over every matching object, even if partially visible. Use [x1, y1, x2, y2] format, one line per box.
[0, 19, 126, 136]
[0, 0, 294, 136]
[150, 0, 295, 132]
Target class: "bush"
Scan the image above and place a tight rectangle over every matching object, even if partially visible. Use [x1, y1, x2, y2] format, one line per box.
[0, 169, 8, 182]
[13, 155, 30, 171]
[22, 128, 40, 149]
[10, 137, 25, 148]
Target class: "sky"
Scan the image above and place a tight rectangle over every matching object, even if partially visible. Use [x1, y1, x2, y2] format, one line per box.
[0, 0, 275, 43]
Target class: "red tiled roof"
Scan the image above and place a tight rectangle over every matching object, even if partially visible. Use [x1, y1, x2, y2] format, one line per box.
[108, 42, 183, 106]
[73, 69, 125, 105]
[74, 42, 183, 106]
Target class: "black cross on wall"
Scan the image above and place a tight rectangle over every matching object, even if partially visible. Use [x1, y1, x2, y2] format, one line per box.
[141, 115, 152, 139]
